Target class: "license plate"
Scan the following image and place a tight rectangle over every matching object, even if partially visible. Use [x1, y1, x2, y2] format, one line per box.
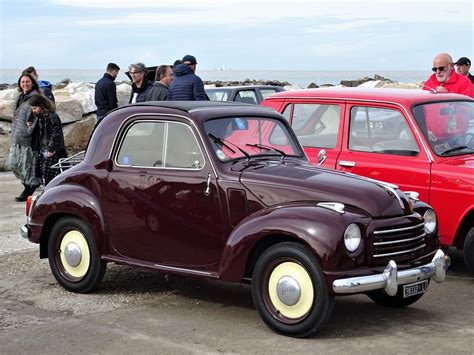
[403, 280, 428, 298]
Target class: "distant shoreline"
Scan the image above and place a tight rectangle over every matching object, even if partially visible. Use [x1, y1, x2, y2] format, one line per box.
[0, 69, 429, 87]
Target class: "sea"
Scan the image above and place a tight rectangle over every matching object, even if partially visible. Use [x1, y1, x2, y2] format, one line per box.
[0, 68, 429, 87]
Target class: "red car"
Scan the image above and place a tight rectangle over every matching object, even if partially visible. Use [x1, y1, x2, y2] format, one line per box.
[262, 88, 474, 273]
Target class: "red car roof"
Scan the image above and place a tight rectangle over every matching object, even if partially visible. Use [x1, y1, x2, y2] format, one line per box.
[265, 87, 472, 106]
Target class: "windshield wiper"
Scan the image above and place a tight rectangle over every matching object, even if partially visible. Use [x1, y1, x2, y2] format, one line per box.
[246, 143, 286, 160]
[208, 133, 251, 160]
[440, 145, 473, 155]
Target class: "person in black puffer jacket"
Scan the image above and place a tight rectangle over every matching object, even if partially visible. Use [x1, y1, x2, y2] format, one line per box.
[29, 94, 67, 186]
[168, 55, 208, 101]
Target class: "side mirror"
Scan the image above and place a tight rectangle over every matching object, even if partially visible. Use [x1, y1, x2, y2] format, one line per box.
[317, 149, 327, 166]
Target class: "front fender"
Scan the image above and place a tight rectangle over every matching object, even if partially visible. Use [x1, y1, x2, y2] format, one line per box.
[219, 203, 367, 282]
[29, 184, 106, 255]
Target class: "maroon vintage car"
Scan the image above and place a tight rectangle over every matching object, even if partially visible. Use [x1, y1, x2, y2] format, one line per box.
[21, 101, 449, 337]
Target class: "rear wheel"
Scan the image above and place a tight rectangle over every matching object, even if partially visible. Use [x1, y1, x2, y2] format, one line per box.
[463, 227, 474, 274]
[48, 217, 106, 293]
[251, 242, 334, 338]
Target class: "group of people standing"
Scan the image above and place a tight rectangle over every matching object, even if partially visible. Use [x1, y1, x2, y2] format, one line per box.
[94, 54, 208, 122]
[9, 68, 66, 202]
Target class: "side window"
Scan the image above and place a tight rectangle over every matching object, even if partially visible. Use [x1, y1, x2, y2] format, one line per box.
[116, 121, 204, 169]
[349, 106, 419, 156]
[290, 104, 340, 148]
[235, 90, 258, 104]
[165, 122, 204, 169]
[260, 89, 278, 100]
[281, 104, 292, 122]
[117, 122, 165, 167]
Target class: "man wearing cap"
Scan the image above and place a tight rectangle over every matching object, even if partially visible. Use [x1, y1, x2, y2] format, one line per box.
[168, 55, 208, 101]
[423, 53, 473, 98]
[455, 57, 474, 84]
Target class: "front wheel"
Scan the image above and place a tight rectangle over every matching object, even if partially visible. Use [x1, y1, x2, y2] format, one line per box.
[463, 227, 474, 274]
[251, 242, 334, 338]
[48, 216, 106, 293]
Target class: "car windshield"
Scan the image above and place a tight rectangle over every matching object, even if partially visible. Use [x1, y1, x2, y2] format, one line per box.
[412, 100, 474, 156]
[204, 116, 303, 161]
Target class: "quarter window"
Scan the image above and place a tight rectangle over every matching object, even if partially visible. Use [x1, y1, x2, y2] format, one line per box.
[349, 107, 418, 156]
[117, 121, 204, 169]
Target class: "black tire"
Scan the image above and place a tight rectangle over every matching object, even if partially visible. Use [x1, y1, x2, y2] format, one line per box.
[367, 283, 427, 307]
[48, 216, 106, 293]
[463, 227, 474, 274]
[251, 242, 334, 338]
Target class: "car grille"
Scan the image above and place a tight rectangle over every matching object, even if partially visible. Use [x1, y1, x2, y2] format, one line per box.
[372, 222, 426, 265]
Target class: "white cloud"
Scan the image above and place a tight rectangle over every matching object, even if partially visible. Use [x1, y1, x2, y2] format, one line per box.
[56, 0, 470, 28]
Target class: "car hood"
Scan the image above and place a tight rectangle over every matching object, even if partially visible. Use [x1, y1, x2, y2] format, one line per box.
[438, 154, 474, 169]
[239, 161, 412, 217]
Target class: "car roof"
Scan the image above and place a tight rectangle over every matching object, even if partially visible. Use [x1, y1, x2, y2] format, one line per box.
[266, 87, 472, 105]
[206, 85, 284, 91]
[112, 101, 281, 122]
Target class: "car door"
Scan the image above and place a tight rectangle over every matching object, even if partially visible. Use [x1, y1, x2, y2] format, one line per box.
[336, 103, 432, 200]
[281, 100, 344, 168]
[106, 117, 224, 270]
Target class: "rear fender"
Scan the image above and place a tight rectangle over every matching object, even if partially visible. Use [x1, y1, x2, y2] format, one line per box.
[29, 184, 106, 256]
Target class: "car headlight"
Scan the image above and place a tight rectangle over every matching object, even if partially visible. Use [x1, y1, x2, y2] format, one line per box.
[423, 209, 437, 234]
[344, 223, 361, 252]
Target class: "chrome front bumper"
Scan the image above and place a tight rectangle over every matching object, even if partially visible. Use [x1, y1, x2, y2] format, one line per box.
[333, 249, 450, 296]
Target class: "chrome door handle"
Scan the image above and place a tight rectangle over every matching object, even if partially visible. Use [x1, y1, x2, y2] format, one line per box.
[204, 173, 211, 196]
[338, 160, 356, 167]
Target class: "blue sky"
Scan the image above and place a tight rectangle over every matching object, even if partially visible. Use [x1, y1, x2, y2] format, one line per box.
[0, 0, 472, 71]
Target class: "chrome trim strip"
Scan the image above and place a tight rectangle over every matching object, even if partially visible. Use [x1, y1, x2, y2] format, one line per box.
[333, 249, 449, 295]
[374, 222, 424, 234]
[373, 232, 426, 246]
[317, 202, 345, 214]
[152, 264, 215, 277]
[373, 243, 426, 258]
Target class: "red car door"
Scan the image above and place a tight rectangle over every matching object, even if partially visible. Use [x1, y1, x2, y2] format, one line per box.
[335, 102, 432, 201]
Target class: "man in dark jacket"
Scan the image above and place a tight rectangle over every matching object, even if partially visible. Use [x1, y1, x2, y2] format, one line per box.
[168, 55, 208, 101]
[146, 65, 173, 101]
[94, 63, 120, 121]
[128, 62, 153, 104]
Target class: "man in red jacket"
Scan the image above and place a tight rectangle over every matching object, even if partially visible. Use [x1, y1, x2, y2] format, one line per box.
[423, 53, 473, 98]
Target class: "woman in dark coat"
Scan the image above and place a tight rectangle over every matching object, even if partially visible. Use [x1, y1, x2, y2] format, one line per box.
[9, 73, 43, 201]
[28, 94, 67, 186]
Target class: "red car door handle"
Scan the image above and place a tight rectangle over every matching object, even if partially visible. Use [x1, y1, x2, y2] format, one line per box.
[338, 160, 356, 167]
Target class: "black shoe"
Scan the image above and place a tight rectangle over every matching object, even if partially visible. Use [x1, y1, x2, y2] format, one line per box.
[15, 185, 29, 202]
[15, 195, 28, 202]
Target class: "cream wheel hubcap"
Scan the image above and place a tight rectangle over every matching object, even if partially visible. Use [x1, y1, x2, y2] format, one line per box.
[59, 230, 90, 279]
[268, 262, 314, 319]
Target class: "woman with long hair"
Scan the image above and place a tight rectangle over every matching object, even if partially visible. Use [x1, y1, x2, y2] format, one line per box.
[9, 72, 43, 201]
[29, 94, 67, 185]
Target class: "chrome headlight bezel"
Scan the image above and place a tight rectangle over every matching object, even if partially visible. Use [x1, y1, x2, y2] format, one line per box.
[344, 223, 362, 252]
[423, 209, 437, 235]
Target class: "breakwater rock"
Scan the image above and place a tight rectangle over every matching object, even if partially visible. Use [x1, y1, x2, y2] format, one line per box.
[0, 76, 423, 171]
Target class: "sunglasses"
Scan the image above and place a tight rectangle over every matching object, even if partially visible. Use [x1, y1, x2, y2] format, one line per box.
[431, 65, 448, 72]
